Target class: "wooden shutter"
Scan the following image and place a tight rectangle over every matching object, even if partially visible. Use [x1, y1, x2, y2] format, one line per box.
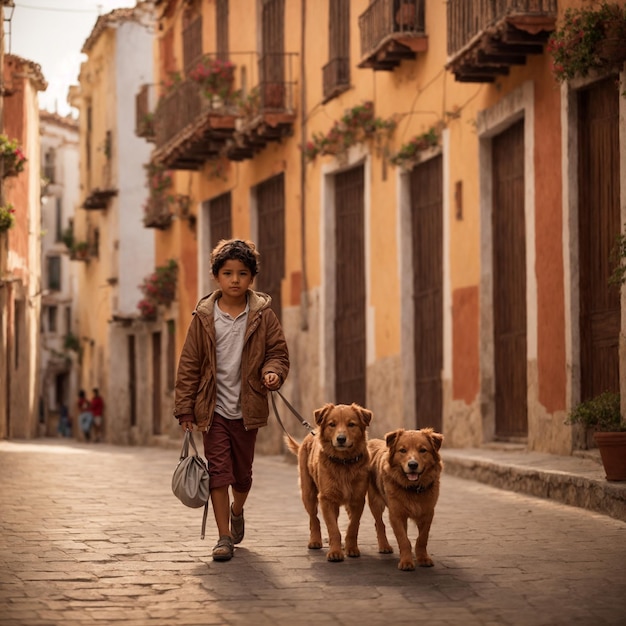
[578, 78, 621, 400]
[492, 119, 528, 438]
[335, 165, 366, 406]
[256, 174, 285, 321]
[410, 155, 443, 431]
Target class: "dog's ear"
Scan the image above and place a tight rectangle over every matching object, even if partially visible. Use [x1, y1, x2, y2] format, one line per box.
[314, 403, 335, 426]
[429, 431, 444, 452]
[385, 429, 403, 449]
[421, 428, 444, 452]
[351, 404, 372, 427]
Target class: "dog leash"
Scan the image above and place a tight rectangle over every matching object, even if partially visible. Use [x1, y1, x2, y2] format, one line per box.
[271, 390, 316, 436]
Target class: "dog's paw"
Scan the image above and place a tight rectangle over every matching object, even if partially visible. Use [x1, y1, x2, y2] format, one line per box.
[378, 543, 393, 554]
[345, 546, 361, 558]
[398, 558, 416, 571]
[327, 549, 345, 562]
[308, 540, 323, 550]
[417, 557, 434, 567]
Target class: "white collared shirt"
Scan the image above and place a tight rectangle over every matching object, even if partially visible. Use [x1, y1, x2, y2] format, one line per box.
[213, 299, 249, 419]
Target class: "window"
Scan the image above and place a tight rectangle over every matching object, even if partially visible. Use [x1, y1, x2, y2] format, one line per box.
[47, 256, 61, 291]
[43, 149, 56, 184]
[167, 320, 176, 391]
[55, 197, 62, 242]
[216, 0, 229, 61]
[323, 0, 350, 102]
[48, 305, 58, 333]
[183, 11, 202, 74]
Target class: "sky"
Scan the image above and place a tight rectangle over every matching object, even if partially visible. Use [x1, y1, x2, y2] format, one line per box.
[8, 0, 138, 117]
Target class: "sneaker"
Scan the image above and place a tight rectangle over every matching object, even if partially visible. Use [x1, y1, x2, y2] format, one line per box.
[230, 504, 245, 545]
[212, 535, 234, 561]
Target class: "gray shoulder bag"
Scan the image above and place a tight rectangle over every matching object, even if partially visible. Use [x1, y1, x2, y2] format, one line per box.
[171, 430, 210, 539]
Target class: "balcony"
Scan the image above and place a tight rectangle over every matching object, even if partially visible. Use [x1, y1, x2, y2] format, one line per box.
[358, 0, 427, 71]
[225, 53, 297, 162]
[152, 78, 237, 171]
[447, 0, 557, 83]
[82, 188, 117, 210]
[143, 195, 173, 230]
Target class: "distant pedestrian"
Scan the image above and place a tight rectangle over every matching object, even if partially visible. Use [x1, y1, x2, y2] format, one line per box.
[57, 403, 71, 437]
[90, 388, 104, 442]
[174, 239, 290, 562]
[77, 390, 93, 441]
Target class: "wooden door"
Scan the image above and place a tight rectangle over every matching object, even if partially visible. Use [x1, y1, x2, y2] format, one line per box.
[410, 155, 443, 431]
[335, 165, 366, 406]
[578, 78, 621, 400]
[152, 332, 162, 435]
[256, 174, 285, 321]
[492, 119, 528, 438]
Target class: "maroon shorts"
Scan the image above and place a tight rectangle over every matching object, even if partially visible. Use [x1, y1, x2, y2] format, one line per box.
[202, 413, 258, 492]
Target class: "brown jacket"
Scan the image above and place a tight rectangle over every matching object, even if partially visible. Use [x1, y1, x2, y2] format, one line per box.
[174, 289, 289, 431]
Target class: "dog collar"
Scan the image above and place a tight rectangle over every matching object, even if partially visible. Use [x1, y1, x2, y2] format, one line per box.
[328, 453, 364, 465]
[404, 480, 434, 493]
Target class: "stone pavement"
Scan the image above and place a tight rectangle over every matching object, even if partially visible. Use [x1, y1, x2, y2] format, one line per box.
[0, 439, 625, 626]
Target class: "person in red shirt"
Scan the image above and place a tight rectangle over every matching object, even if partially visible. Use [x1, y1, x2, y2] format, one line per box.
[90, 388, 104, 443]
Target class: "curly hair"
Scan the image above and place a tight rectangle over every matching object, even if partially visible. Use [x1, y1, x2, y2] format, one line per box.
[210, 239, 260, 277]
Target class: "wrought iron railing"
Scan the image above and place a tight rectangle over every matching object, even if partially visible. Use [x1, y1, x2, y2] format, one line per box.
[359, 0, 425, 59]
[447, 0, 557, 56]
[257, 52, 297, 113]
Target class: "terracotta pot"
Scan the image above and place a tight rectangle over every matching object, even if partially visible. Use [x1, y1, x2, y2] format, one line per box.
[593, 431, 626, 481]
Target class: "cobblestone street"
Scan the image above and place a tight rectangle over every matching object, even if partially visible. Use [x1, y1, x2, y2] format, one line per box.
[0, 439, 625, 626]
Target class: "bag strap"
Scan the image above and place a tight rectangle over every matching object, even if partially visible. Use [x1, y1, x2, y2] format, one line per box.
[201, 501, 208, 540]
[180, 429, 202, 459]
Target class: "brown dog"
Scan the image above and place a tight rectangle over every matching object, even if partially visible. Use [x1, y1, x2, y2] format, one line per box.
[285, 403, 373, 561]
[367, 428, 443, 570]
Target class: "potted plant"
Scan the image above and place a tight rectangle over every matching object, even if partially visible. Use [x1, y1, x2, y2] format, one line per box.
[566, 391, 626, 481]
[137, 259, 178, 320]
[548, 2, 626, 83]
[188, 56, 235, 105]
[0, 203, 15, 232]
[390, 127, 440, 168]
[0, 135, 26, 177]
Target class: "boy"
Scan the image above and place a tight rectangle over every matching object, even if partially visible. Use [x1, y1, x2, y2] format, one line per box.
[174, 239, 289, 561]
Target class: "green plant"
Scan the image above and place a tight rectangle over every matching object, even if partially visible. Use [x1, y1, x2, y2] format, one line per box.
[566, 391, 626, 432]
[138, 112, 154, 137]
[0, 135, 26, 177]
[63, 332, 81, 354]
[609, 225, 626, 288]
[390, 127, 440, 167]
[0, 203, 15, 231]
[235, 86, 261, 120]
[188, 56, 235, 101]
[548, 2, 626, 83]
[304, 101, 396, 162]
[61, 226, 74, 250]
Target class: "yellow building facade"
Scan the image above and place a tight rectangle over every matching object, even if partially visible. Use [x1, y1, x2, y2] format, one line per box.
[141, 0, 624, 456]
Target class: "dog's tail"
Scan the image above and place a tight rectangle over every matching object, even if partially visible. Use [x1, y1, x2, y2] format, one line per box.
[284, 433, 300, 456]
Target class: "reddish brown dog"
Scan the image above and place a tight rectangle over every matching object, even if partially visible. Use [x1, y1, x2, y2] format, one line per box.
[367, 428, 444, 570]
[285, 403, 373, 562]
